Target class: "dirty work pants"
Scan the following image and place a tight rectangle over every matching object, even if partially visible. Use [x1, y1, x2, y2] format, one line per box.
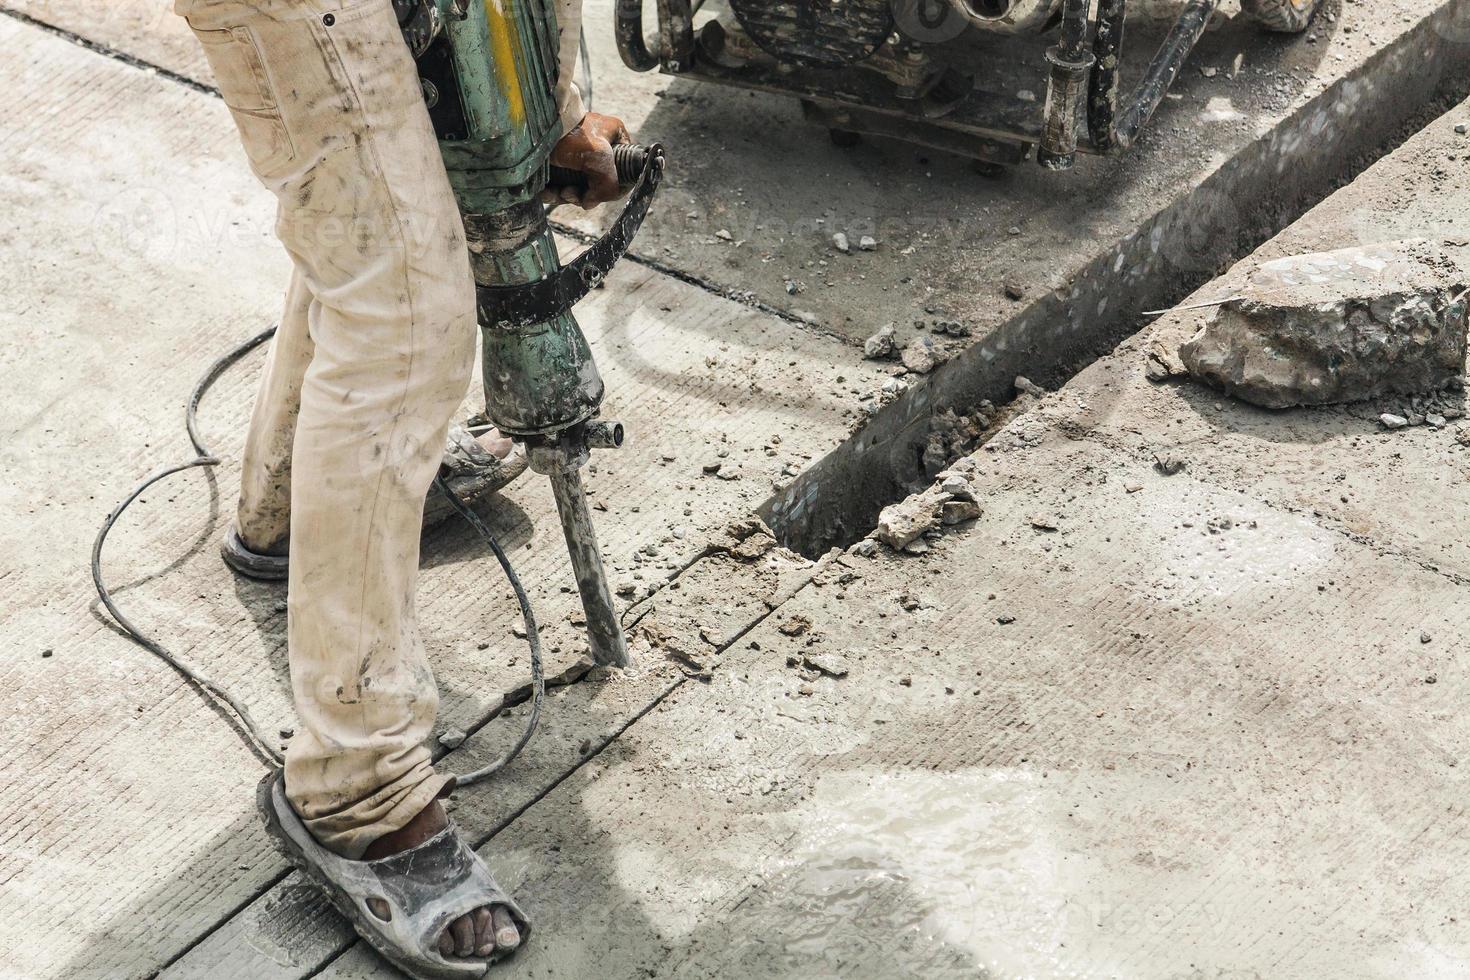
[176, 0, 583, 858]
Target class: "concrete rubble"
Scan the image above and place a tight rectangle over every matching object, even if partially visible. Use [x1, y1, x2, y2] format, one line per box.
[900, 336, 943, 374]
[872, 457, 982, 551]
[1180, 238, 1470, 408]
[862, 323, 898, 360]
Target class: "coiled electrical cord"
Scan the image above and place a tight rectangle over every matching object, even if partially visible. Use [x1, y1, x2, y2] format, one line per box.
[92, 325, 544, 784]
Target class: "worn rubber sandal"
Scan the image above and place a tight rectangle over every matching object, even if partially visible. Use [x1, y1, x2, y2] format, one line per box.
[220, 525, 288, 581]
[222, 423, 528, 581]
[421, 423, 528, 528]
[257, 770, 531, 979]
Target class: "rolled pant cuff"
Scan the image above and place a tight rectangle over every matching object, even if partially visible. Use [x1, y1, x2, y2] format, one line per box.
[301, 769, 457, 860]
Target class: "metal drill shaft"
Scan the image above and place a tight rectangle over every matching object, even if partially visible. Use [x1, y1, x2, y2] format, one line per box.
[547, 466, 629, 667]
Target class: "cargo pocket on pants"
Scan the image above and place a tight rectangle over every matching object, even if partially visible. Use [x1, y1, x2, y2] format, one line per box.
[192, 25, 297, 178]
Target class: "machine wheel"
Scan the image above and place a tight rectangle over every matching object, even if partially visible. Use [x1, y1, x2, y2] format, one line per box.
[1241, 0, 1321, 33]
[829, 128, 862, 148]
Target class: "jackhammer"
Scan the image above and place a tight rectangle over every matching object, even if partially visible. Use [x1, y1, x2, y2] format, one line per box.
[396, 0, 662, 667]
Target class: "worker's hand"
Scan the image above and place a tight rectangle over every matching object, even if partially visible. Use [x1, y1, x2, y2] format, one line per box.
[542, 112, 632, 210]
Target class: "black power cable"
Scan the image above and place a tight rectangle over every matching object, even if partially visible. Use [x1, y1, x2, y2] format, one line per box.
[92, 326, 544, 782]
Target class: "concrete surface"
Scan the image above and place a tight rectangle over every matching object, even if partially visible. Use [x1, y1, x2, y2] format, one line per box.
[12, 0, 1470, 551]
[305, 92, 1470, 980]
[296, 89, 1470, 979]
[4, 0, 1470, 977]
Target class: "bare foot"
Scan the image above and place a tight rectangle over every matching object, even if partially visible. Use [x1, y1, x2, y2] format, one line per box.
[361, 800, 520, 959]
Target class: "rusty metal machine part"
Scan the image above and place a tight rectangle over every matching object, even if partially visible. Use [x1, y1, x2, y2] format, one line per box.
[616, 0, 1319, 169]
[725, 0, 895, 68]
[952, 0, 1062, 33]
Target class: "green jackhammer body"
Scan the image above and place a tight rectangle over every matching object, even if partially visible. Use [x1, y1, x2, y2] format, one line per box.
[395, 0, 664, 667]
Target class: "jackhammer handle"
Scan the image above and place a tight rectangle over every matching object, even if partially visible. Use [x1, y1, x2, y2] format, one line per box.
[547, 143, 650, 193]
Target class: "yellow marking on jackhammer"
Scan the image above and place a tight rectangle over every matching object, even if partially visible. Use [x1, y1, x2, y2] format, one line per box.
[483, 0, 526, 126]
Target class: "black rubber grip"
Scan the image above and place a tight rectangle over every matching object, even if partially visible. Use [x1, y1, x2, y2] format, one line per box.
[548, 143, 649, 193]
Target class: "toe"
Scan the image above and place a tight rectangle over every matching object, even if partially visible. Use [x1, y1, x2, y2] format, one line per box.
[449, 913, 476, 957]
[473, 428, 513, 461]
[472, 906, 496, 957]
[492, 906, 520, 951]
[438, 929, 454, 958]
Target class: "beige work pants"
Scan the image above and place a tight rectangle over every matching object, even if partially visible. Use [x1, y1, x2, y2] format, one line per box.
[180, 0, 470, 858]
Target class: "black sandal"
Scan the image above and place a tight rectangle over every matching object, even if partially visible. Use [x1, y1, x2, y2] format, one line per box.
[258, 770, 531, 978]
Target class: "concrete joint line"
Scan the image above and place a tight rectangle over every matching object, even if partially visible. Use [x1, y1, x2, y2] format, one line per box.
[0, 4, 217, 95]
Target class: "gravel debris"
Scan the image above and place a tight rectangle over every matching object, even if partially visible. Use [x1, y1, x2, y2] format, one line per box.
[902, 336, 942, 374]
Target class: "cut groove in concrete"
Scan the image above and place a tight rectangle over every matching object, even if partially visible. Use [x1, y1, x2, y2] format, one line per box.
[763, 1, 1470, 557]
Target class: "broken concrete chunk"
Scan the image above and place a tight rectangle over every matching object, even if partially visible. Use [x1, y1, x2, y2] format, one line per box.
[833, 232, 851, 253]
[723, 517, 779, 560]
[863, 324, 899, 360]
[902, 337, 943, 375]
[778, 616, 811, 637]
[940, 474, 977, 501]
[1015, 375, 1046, 398]
[942, 500, 982, 525]
[803, 653, 849, 678]
[732, 531, 776, 560]
[438, 728, 467, 749]
[874, 485, 949, 549]
[859, 235, 878, 251]
[1179, 239, 1470, 409]
[1379, 412, 1409, 430]
[922, 409, 986, 477]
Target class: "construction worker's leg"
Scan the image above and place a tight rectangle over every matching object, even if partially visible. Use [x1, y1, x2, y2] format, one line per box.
[235, 270, 313, 556]
[181, 0, 474, 857]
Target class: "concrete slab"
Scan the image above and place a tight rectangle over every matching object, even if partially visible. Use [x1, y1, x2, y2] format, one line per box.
[8, 1, 1470, 977]
[16, 0, 1470, 557]
[765, 0, 1470, 554]
[0, 17, 881, 977]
